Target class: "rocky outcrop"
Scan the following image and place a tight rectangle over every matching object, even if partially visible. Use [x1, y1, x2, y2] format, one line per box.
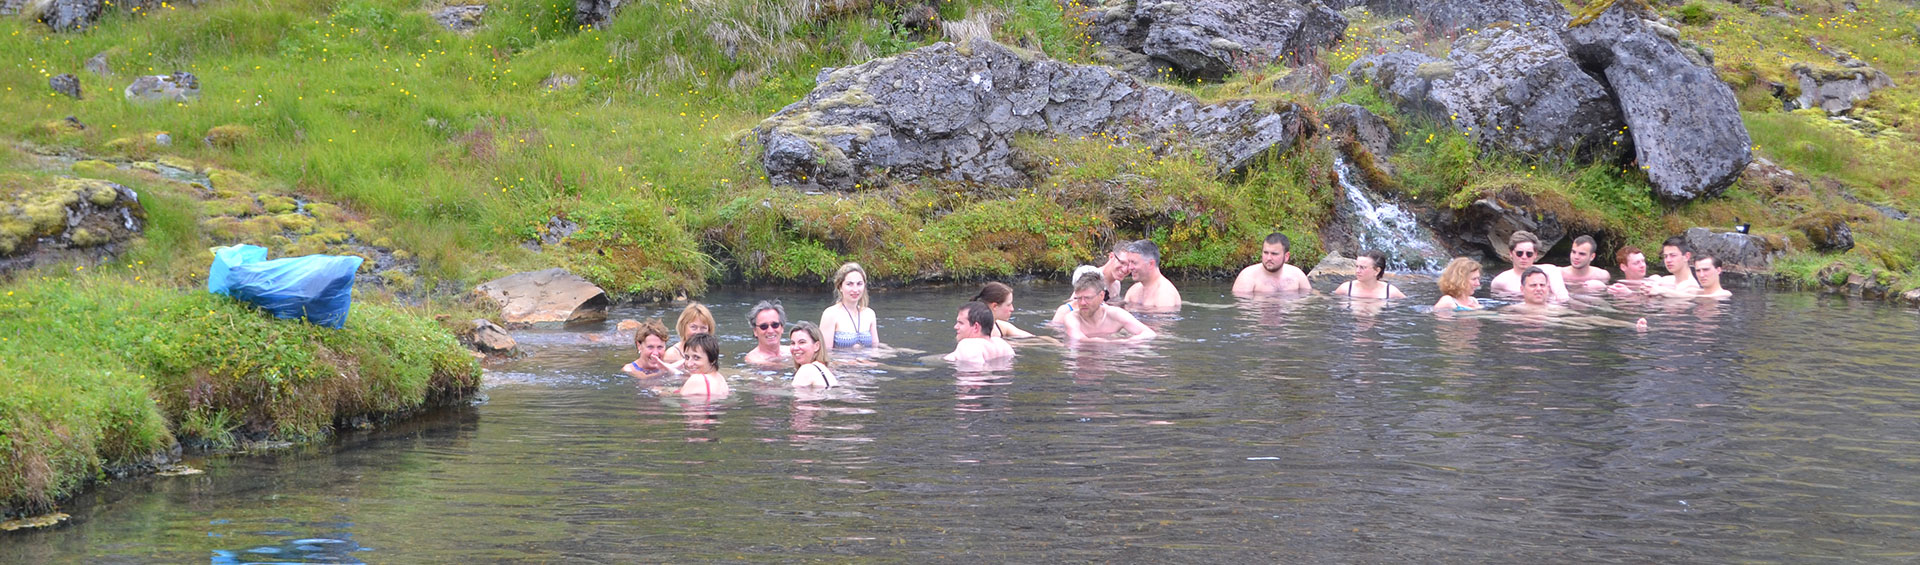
[1562, 0, 1751, 201]
[49, 73, 81, 99]
[1364, 0, 1569, 32]
[1321, 103, 1392, 159]
[124, 72, 200, 103]
[573, 0, 624, 29]
[1792, 63, 1894, 116]
[1791, 212, 1855, 253]
[1430, 24, 1625, 159]
[1079, 0, 1347, 81]
[1440, 190, 1568, 263]
[755, 38, 1307, 191]
[433, 4, 485, 32]
[1345, 51, 1445, 115]
[474, 268, 609, 325]
[1306, 251, 1356, 280]
[28, 0, 103, 32]
[467, 318, 517, 354]
[1684, 227, 1781, 273]
[1, 176, 145, 276]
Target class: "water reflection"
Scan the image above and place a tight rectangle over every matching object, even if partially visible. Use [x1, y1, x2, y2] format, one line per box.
[10, 284, 1920, 563]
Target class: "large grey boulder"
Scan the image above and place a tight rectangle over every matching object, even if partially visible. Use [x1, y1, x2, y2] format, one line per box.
[1428, 24, 1624, 159]
[755, 38, 1306, 190]
[474, 268, 609, 325]
[27, 0, 103, 32]
[1792, 63, 1894, 116]
[1562, 1, 1750, 201]
[1321, 103, 1392, 159]
[1344, 50, 1445, 115]
[1081, 0, 1346, 81]
[1365, 0, 1568, 32]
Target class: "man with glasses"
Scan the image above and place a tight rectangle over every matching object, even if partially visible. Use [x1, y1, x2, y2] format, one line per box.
[1063, 270, 1157, 343]
[743, 300, 792, 366]
[1489, 230, 1569, 301]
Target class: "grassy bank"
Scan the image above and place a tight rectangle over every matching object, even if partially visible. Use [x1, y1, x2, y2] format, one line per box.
[0, 273, 480, 518]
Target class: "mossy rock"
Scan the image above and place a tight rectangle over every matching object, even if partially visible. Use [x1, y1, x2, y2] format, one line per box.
[155, 156, 202, 173]
[391, 249, 413, 261]
[260, 195, 299, 214]
[202, 125, 255, 148]
[130, 161, 163, 174]
[103, 135, 161, 158]
[70, 160, 117, 177]
[284, 239, 327, 257]
[376, 269, 418, 289]
[303, 201, 352, 223]
[273, 213, 316, 234]
[202, 197, 261, 218]
[34, 119, 85, 138]
[199, 217, 244, 240]
[207, 169, 260, 193]
[310, 230, 351, 244]
[69, 228, 111, 247]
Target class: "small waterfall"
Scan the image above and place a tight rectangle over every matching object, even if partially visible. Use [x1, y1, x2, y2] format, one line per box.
[1333, 155, 1449, 272]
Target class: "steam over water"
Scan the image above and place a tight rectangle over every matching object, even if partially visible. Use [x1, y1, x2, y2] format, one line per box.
[8, 282, 1920, 563]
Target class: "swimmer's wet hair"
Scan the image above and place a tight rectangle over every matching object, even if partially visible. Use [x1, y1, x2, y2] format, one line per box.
[683, 333, 720, 369]
[1073, 268, 1106, 293]
[788, 321, 830, 368]
[972, 281, 1012, 306]
[1662, 235, 1690, 254]
[1438, 257, 1481, 298]
[959, 301, 995, 334]
[1573, 234, 1596, 251]
[1359, 249, 1389, 276]
[676, 303, 715, 339]
[1264, 232, 1291, 251]
[1615, 245, 1644, 267]
[634, 318, 671, 346]
[1128, 239, 1161, 264]
[1694, 254, 1720, 270]
[1521, 266, 1549, 284]
[1508, 230, 1542, 251]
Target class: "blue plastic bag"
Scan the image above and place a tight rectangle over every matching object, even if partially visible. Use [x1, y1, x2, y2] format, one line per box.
[207, 244, 269, 295]
[208, 245, 364, 329]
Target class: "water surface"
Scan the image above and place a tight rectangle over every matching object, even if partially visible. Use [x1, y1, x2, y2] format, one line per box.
[6, 281, 1920, 562]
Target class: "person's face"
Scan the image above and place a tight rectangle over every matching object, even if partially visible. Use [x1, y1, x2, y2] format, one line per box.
[839, 271, 866, 304]
[991, 295, 1014, 321]
[1523, 273, 1552, 305]
[1693, 258, 1721, 287]
[1071, 287, 1102, 315]
[1117, 252, 1140, 276]
[1355, 257, 1380, 282]
[638, 335, 667, 368]
[1570, 242, 1594, 269]
[1260, 242, 1289, 273]
[686, 320, 711, 337]
[1468, 268, 1482, 292]
[789, 330, 816, 364]
[1661, 246, 1690, 276]
[683, 347, 712, 373]
[953, 310, 982, 340]
[1511, 242, 1538, 269]
[1623, 252, 1647, 279]
[752, 310, 783, 346]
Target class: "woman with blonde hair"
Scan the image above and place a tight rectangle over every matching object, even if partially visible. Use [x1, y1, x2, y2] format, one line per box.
[819, 262, 880, 350]
[1434, 257, 1485, 312]
[661, 302, 716, 364]
[788, 321, 838, 388]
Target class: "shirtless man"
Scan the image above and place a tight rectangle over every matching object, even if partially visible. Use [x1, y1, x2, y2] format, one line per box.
[1561, 235, 1612, 290]
[1607, 245, 1650, 294]
[1647, 236, 1701, 293]
[1489, 230, 1568, 301]
[1064, 271, 1157, 342]
[1232, 232, 1313, 295]
[946, 301, 1015, 365]
[1652, 255, 1732, 299]
[1507, 267, 1558, 314]
[1122, 239, 1182, 311]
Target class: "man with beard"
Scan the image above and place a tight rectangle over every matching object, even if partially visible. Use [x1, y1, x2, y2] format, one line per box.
[1232, 232, 1313, 295]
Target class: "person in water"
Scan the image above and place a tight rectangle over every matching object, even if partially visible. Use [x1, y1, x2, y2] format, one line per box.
[1433, 257, 1483, 311]
[662, 302, 715, 364]
[946, 301, 1016, 365]
[1232, 232, 1313, 295]
[1607, 245, 1651, 294]
[1333, 250, 1407, 300]
[972, 281, 1035, 339]
[623, 319, 675, 379]
[1490, 231, 1569, 300]
[1064, 270, 1157, 342]
[1652, 254, 1733, 299]
[1561, 235, 1612, 290]
[1051, 265, 1106, 326]
[1122, 239, 1182, 311]
[1510, 267, 1650, 329]
[1647, 236, 1701, 293]
[788, 321, 838, 388]
[1100, 241, 1133, 304]
[669, 333, 729, 398]
[820, 262, 880, 350]
[744, 300, 792, 366]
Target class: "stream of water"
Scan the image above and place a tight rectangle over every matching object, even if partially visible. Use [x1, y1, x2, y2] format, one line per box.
[5, 281, 1919, 562]
[1334, 155, 1450, 272]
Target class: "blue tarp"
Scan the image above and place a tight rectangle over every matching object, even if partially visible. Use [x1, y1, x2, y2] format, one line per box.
[207, 244, 363, 329]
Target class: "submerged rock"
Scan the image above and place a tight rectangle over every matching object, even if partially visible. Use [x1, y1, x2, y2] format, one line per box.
[1792, 63, 1895, 116]
[474, 268, 609, 325]
[1562, 0, 1751, 201]
[755, 38, 1306, 191]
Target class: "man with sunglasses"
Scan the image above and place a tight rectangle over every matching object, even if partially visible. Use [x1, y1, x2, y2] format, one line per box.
[743, 300, 792, 366]
[1489, 230, 1569, 301]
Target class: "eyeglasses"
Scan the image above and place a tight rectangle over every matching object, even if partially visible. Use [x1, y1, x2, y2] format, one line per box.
[1512, 250, 1536, 258]
[755, 322, 783, 331]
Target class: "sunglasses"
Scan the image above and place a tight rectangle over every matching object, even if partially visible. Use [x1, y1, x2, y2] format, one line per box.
[1512, 250, 1537, 258]
[755, 322, 783, 331]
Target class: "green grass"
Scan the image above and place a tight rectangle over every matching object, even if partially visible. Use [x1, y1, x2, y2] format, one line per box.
[0, 274, 480, 517]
